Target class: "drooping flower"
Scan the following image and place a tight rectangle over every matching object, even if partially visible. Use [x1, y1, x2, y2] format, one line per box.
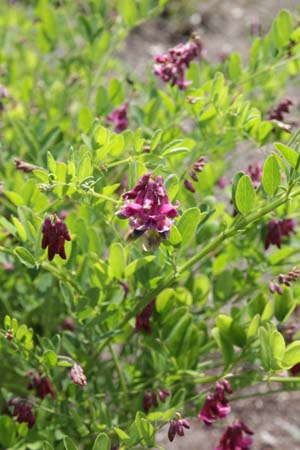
[60, 317, 76, 332]
[264, 218, 296, 250]
[168, 413, 190, 442]
[41, 216, 71, 261]
[143, 391, 159, 413]
[27, 371, 55, 400]
[70, 363, 87, 387]
[143, 388, 170, 413]
[193, 156, 206, 173]
[215, 420, 254, 450]
[184, 178, 195, 193]
[107, 101, 128, 133]
[158, 389, 171, 402]
[14, 158, 37, 173]
[154, 35, 203, 90]
[268, 98, 293, 122]
[7, 398, 36, 428]
[246, 161, 263, 189]
[117, 173, 179, 238]
[198, 380, 232, 426]
[135, 299, 155, 333]
[268, 98, 294, 132]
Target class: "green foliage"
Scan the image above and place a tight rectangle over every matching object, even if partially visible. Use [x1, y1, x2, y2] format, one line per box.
[1, 2, 300, 449]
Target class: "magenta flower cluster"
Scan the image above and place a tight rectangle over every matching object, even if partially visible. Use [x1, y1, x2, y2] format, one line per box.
[42, 216, 71, 261]
[264, 218, 295, 250]
[168, 414, 190, 442]
[184, 156, 206, 193]
[215, 420, 254, 450]
[7, 398, 36, 429]
[107, 101, 128, 133]
[268, 98, 293, 122]
[154, 36, 203, 90]
[118, 173, 179, 237]
[269, 267, 300, 295]
[70, 363, 87, 387]
[198, 379, 232, 425]
[143, 388, 170, 413]
[135, 299, 156, 333]
[27, 370, 55, 400]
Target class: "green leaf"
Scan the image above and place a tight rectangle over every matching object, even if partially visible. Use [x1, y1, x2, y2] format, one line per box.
[231, 171, 244, 210]
[109, 79, 124, 106]
[125, 256, 156, 277]
[262, 155, 281, 196]
[77, 153, 93, 182]
[156, 288, 174, 313]
[177, 207, 201, 247]
[165, 174, 179, 201]
[11, 217, 27, 241]
[282, 341, 300, 368]
[274, 142, 298, 168]
[235, 175, 256, 214]
[42, 350, 57, 367]
[108, 242, 126, 279]
[0, 415, 17, 447]
[274, 286, 295, 322]
[118, 0, 138, 27]
[168, 225, 182, 246]
[63, 437, 78, 450]
[78, 107, 93, 133]
[228, 53, 242, 82]
[14, 246, 36, 268]
[92, 433, 111, 450]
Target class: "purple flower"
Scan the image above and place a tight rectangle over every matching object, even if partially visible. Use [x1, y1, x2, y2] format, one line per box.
[217, 176, 228, 189]
[168, 414, 190, 442]
[143, 391, 158, 413]
[27, 371, 55, 400]
[14, 158, 36, 173]
[184, 178, 195, 193]
[246, 161, 262, 189]
[158, 389, 170, 402]
[42, 216, 71, 261]
[0, 85, 9, 98]
[215, 420, 254, 450]
[277, 267, 300, 287]
[193, 156, 205, 173]
[268, 98, 293, 122]
[107, 101, 128, 133]
[7, 398, 36, 428]
[135, 299, 155, 333]
[70, 363, 87, 387]
[154, 36, 203, 90]
[290, 362, 300, 376]
[264, 218, 295, 250]
[117, 173, 179, 237]
[143, 388, 170, 413]
[60, 317, 76, 332]
[2, 262, 15, 271]
[198, 380, 232, 426]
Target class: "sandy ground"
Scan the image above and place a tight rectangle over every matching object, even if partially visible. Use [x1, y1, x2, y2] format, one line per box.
[124, 1, 300, 449]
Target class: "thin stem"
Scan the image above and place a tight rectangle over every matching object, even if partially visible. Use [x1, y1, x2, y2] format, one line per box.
[108, 343, 128, 394]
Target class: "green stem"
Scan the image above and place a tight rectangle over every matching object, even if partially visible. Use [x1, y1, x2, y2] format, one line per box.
[108, 343, 128, 394]
[266, 376, 300, 383]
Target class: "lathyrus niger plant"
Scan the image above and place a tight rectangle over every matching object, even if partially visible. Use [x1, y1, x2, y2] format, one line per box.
[1, 1, 300, 449]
